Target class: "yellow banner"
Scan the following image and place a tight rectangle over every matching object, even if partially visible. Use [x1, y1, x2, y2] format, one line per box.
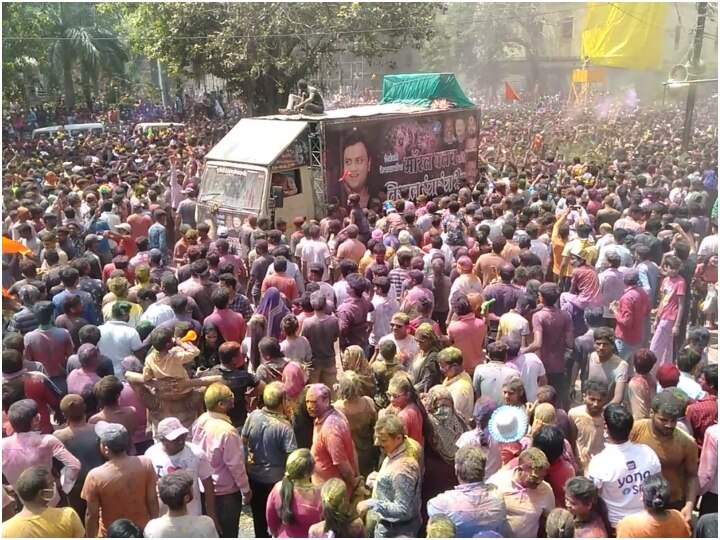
[582, 2, 667, 70]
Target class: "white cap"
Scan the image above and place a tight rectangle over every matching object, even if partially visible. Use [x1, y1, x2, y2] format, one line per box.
[157, 417, 189, 441]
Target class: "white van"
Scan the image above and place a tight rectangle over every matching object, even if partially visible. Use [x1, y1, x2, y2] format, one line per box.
[31, 125, 63, 138]
[31, 123, 104, 138]
[65, 123, 104, 136]
[134, 122, 185, 134]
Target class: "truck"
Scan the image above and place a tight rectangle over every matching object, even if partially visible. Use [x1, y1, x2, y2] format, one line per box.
[196, 73, 480, 248]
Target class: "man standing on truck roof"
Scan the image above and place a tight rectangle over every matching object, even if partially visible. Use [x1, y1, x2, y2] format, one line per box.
[280, 79, 324, 115]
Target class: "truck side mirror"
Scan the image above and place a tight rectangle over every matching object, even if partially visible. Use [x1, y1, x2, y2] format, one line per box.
[271, 185, 284, 208]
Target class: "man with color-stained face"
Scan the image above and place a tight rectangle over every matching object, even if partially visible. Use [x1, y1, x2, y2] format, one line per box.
[144, 416, 218, 530]
[486, 448, 555, 537]
[629, 389, 699, 524]
[306, 383, 361, 494]
[569, 378, 609, 474]
[190, 383, 252, 538]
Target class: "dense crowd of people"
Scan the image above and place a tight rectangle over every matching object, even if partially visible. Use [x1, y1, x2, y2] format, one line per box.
[0, 93, 718, 539]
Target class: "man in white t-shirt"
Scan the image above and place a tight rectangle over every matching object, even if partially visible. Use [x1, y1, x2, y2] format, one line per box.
[504, 338, 547, 402]
[377, 313, 418, 367]
[587, 404, 661, 529]
[301, 224, 331, 281]
[144, 417, 219, 531]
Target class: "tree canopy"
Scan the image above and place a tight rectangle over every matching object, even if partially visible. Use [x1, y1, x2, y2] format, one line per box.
[112, 2, 444, 115]
[3, 2, 128, 107]
[424, 2, 547, 96]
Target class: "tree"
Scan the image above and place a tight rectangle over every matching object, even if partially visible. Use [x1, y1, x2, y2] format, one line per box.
[114, 2, 444, 115]
[43, 3, 128, 108]
[2, 3, 50, 103]
[424, 3, 548, 97]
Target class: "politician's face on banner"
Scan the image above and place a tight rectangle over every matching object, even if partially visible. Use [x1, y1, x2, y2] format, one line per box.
[342, 138, 371, 193]
[443, 118, 455, 145]
[467, 115, 477, 137]
[455, 118, 466, 144]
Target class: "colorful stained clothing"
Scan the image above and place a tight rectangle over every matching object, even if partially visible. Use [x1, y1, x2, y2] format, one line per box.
[447, 313, 487, 372]
[143, 343, 200, 385]
[310, 407, 359, 492]
[627, 373, 657, 420]
[598, 267, 625, 318]
[366, 438, 423, 538]
[615, 284, 650, 346]
[242, 408, 297, 484]
[649, 318, 676, 368]
[531, 306, 572, 374]
[266, 482, 323, 538]
[81, 455, 157, 537]
[485, 467, 555, 538]
[574, 514, 609, 538]
[630, 419, 699, 506]
[2, 431, 81, 498]
[23, 326, 74, 378]
[336, 295, 374, 350]
[2, 370, 62, 434]
[686, 395, 718, 449]
[698, 424, 718, 497]
[427, 481, 512, 538]
[190, 411, 251, 496]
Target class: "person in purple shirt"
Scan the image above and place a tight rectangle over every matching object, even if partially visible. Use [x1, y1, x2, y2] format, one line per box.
[598, 251, 626, 328]
[401, 269, 434, 321]
[522, 283, 573, 410]
[336, 273, 374, 351]
[483, 263, 524, 341]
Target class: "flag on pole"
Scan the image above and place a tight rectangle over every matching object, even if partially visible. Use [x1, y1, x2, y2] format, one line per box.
[2, 236, 31, 256]
[504, 81, 521, 102]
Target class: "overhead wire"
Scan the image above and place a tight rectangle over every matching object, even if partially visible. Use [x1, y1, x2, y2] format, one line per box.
[2, 3, 611, 41]
[608, 2, 673, 33]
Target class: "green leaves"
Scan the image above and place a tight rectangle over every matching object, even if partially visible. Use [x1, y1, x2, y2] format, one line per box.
[3, 2, 129, 106]
[115, 1, 443, 115]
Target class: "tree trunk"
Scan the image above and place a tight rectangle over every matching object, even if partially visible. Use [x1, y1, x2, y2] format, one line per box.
[81, 70, 92, 109]
[63, 60, 76, 109]
[157, 60, 170, 108]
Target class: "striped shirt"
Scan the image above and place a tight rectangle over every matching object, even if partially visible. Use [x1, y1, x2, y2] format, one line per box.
[6, 307, 39, 335]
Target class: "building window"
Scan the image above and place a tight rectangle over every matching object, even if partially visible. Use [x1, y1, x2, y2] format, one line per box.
[674, 24, 682, 50]
[562, 18, 573, 39]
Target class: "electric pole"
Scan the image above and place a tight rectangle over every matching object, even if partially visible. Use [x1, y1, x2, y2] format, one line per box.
[682, 2, 708, 150]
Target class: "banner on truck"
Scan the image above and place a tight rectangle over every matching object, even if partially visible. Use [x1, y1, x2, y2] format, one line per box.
[323, 109, 480, 208]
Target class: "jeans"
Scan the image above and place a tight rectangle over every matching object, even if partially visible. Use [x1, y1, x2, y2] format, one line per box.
[215, 491, 243, 538]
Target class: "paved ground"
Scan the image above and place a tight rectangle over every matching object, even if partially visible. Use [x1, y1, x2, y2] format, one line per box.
[238, 511, 255, 538]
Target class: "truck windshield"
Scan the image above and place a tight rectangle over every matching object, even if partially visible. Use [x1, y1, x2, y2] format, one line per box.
[199, 165, 265, 212]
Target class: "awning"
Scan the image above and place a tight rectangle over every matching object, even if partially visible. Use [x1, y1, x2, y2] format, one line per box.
[205, 118, 308, 166]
